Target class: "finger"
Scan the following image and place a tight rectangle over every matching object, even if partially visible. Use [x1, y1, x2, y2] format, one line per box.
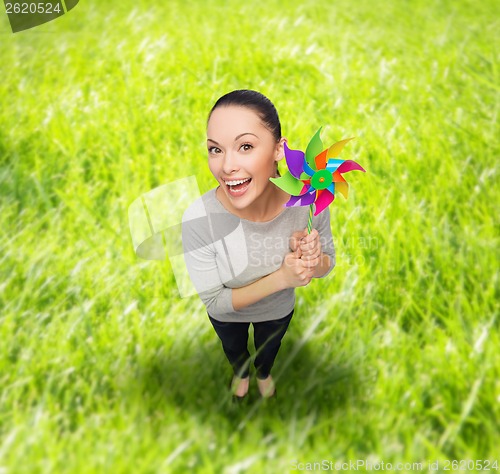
[302, 257, 320, 268]
[300, 228, 318, 244]
[303, 242, 312, 251]
[285, 252, 300, 267]
[299, 268, 314, 284]
[290, 230, 306, 250]
[298, 255, 319, 268]
[301, 247, 321, 259]
[300, 239, 319, 253]
[299, 272, 309, 282]
[301, 250, 321, 261]
[300, 231, 319, 248]
[295, 228, 309, 246]
[300, 267, 315, 280]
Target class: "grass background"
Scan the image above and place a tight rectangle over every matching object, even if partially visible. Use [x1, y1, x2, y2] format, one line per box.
[0, 0, 499, 472]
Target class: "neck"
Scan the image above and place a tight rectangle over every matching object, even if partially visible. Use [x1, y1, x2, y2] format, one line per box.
[242, 183, 280, 222]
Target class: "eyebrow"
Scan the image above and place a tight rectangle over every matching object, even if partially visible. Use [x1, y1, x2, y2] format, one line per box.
[207, 132, 259, 145]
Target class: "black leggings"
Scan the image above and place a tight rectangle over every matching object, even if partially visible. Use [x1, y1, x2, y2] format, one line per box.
[207, 308, 294, 380]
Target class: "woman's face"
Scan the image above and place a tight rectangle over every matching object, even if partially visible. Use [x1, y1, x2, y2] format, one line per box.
[207, 105, 284, 212]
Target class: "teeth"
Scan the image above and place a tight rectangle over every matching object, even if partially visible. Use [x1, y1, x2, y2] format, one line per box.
[225, 178, 251, 186]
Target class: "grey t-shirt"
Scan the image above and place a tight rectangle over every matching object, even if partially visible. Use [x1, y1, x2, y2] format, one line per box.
[181, 187, 336, 323]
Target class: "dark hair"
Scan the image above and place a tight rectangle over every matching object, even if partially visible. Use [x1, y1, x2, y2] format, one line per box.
[208, 89, 282, 142]
[208, 89, 282, 177]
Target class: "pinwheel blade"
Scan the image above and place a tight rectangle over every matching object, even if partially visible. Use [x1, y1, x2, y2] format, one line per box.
[326, 158, 343, 173]
[332, 170, 346, 183]
[337, 160, 366, 174]
[284, 142, 305, 179]
[326, 137, 355, 159]
[314, 189, 335, 215]
[336, 181, 349, 199]
[314, 149, 328, 170]
[286, 189, 316, 207]
[303, 160, 316, 177]
[305, 127, 322, 171]
[269, 171, 304, 195]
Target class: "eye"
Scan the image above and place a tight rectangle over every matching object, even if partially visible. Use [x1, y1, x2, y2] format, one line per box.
[208, 146, 222, 155]
[240, 143, 253, 151]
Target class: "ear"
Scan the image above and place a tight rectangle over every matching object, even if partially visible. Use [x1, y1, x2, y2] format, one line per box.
[274, 137, 286, 163]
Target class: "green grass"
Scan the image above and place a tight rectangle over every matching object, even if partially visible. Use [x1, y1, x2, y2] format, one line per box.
[0, 0, 499, 472]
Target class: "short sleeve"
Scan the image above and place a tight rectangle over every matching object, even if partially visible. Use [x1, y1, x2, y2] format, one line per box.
[181, 208, 235, 316]
[313, 206, 336, 278]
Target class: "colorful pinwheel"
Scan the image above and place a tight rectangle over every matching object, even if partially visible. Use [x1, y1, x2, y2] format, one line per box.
[269, 127, 365, 233]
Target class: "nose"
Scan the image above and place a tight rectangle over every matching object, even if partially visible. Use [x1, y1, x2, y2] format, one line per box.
[221, 150, 239, 174]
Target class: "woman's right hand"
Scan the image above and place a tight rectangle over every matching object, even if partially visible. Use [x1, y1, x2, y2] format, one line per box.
[278, 249, 315, 289]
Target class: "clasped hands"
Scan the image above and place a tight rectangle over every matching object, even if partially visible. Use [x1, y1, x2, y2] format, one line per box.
[290, 227, 322, 263]
[278, 228, 322, 288]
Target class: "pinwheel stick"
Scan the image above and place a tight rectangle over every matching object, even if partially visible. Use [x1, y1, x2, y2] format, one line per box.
[307, 204, 313, 234]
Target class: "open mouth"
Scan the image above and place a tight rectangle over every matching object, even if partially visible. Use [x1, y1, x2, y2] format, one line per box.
[225, 178, 252, 196]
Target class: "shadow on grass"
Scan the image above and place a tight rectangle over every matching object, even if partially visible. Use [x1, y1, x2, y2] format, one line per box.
[125, 322, 362, 425]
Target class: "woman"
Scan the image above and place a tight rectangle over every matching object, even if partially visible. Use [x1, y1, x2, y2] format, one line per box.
[181, 89, 335, 401]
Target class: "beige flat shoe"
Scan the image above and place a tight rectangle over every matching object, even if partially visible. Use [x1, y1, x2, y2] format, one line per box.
[229, 375, 249, 401]
[256, 375, 276, 398]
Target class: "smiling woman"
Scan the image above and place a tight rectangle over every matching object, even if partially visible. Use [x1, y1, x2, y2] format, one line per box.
[181, 89, 336, 400]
